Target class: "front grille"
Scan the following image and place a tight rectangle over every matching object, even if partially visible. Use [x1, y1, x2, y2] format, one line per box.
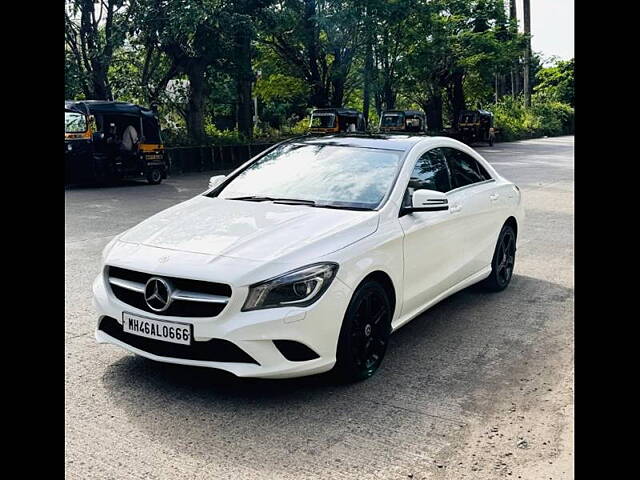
[107, 266, 231, 318]
[98, 316, 259, 364]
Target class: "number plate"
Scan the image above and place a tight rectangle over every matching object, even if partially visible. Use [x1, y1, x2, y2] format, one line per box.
[122, 313, 191, 345]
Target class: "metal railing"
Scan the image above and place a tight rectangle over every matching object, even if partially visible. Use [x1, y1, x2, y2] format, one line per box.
[165, 143, 276, 175]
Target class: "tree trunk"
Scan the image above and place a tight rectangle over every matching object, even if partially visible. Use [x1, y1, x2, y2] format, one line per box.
[303, 0, 328, 107]
[185, 62, 207, 144]
[79, 0, 111, 99]
[235, 23, 254, 139]
[363, 38, 373, 125]
[330, 49, 345, 107]
[362, 4, 373, 125]
[509, 0, 520, 99]
[451, 70, 466, 129]
[523, 0, 531, 107]
[424, 93, 443, 132]
[383, 80, 395, 110]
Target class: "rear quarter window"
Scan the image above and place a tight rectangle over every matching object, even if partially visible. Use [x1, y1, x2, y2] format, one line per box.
[443, 147, 491, 188]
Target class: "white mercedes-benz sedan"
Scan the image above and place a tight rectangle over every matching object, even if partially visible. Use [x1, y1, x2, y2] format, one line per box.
[94, 134, 524, 381]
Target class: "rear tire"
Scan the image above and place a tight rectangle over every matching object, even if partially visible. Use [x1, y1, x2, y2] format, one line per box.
[147, 167, 163, 185]
[482, 224, 517, 291]
[333, 280, 392, 382]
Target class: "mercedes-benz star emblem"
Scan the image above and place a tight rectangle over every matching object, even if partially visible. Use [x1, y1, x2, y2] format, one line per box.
[144, 277, 172, 312]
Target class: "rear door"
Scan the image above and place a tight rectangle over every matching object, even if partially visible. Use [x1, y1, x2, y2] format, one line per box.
[442, 147, 499, 276]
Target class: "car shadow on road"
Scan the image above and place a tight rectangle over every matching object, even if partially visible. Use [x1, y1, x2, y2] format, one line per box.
[100, 273, 572, 467]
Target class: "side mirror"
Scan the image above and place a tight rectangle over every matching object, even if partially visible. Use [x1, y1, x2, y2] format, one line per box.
[402, 189, 448, 215]
[208, 175, 226, 190]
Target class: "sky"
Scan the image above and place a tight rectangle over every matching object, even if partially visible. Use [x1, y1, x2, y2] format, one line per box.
[515, 0, 574, 63]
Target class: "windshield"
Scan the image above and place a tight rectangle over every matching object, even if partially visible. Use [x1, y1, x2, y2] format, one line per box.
[381, 114, 404, 127]
[216, 143, 403, 209]
[65, 111, 87, 133]
[310, 113, 336, 129]
[460, 113, 477, 124]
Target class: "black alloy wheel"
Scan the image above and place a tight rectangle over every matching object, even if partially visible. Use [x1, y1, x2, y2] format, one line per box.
[334, 280, 392, 382]
[483, 224, 517, 291]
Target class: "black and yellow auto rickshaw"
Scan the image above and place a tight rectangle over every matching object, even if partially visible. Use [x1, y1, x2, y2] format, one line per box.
[379, 110, 427, 133]
[309, 108, 366, 134]
[65, 100, 168, 185]
[458, 109, 496, 146]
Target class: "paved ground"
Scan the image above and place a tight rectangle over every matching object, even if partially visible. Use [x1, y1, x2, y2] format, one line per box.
[65, 136, 574, 479]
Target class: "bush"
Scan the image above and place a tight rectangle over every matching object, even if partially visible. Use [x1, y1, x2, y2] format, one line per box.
[493, 96, 574, 142]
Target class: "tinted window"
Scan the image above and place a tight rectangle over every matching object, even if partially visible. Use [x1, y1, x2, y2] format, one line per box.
[443, 148, 490, 188]
[407, 148, 451, 193]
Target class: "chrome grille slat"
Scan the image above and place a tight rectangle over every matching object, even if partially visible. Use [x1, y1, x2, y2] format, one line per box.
[108, 277, 145, 293]
[171, 289, 229, 304]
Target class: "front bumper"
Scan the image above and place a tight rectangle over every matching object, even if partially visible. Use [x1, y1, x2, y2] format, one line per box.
[92, 270, 352, 379]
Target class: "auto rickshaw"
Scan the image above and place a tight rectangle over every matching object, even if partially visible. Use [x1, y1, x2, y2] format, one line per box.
[379, 110, 427, 133]
[457, 109, 496, 146]
[65, 100, 168, 185]
[309, 108, 366, 134]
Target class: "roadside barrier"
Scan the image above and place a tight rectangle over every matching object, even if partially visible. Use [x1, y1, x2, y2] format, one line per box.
[165, 143, 275, 175]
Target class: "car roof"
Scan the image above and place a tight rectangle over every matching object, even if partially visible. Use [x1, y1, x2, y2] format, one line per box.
[65, 100, 155, 116]
[289, 133, 442, 152]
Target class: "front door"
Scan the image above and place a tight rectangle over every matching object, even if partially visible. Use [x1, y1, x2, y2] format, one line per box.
[399, 147, 468, 318]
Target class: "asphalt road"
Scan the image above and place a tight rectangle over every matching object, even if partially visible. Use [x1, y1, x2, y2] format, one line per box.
[65, 136, 574, 479]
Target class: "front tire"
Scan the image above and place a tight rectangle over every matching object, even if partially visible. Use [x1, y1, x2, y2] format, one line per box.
[333, 280, 392, 382]
[482, 223, 517, 291]
[147, 167, 163, 185]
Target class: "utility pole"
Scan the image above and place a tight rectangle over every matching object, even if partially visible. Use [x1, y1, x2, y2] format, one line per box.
[523, 0, 531, 107]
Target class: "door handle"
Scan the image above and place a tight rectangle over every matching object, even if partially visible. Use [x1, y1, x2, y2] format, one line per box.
[489, 193, 500, 201]
[450, 204, 462, 213]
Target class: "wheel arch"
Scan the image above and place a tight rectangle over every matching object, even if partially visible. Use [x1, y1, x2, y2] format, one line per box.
[504, 216, 518, 239]
[354, 270, 397, 321]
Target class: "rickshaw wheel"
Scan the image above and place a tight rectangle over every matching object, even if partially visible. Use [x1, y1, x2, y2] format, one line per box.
[147, 168, 163, 185]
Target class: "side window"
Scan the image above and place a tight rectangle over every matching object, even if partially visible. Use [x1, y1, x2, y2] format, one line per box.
[443, 147, 490, 188]
[407, 148, 452, 194]
[475, 160, 491, 181]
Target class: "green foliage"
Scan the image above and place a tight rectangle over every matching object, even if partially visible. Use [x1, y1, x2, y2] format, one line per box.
[493, 95, 574, 141]
[65, 0, 574, 146]
[534, 58, 574, 106]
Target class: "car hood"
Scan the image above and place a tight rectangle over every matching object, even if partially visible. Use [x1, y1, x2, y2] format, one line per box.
[119, 196, 379, 264]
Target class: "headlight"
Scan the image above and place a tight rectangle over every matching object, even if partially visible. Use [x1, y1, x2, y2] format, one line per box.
[242, 262, 339, 311]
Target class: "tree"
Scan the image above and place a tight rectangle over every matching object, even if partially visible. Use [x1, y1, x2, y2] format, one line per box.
[260, 0, 363, 108]
[65, 0, 133, 100]
[132, 0, 228, 143]
[534, 58, 574, 106]
[226, 1, 272, 139]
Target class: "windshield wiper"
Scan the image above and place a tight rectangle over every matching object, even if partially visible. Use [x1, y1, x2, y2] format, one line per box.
[227, 196, 373, 210]
[315, 203, 375, 211]
[228, 196, 316, 206]
[227, 195, 275, 202]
